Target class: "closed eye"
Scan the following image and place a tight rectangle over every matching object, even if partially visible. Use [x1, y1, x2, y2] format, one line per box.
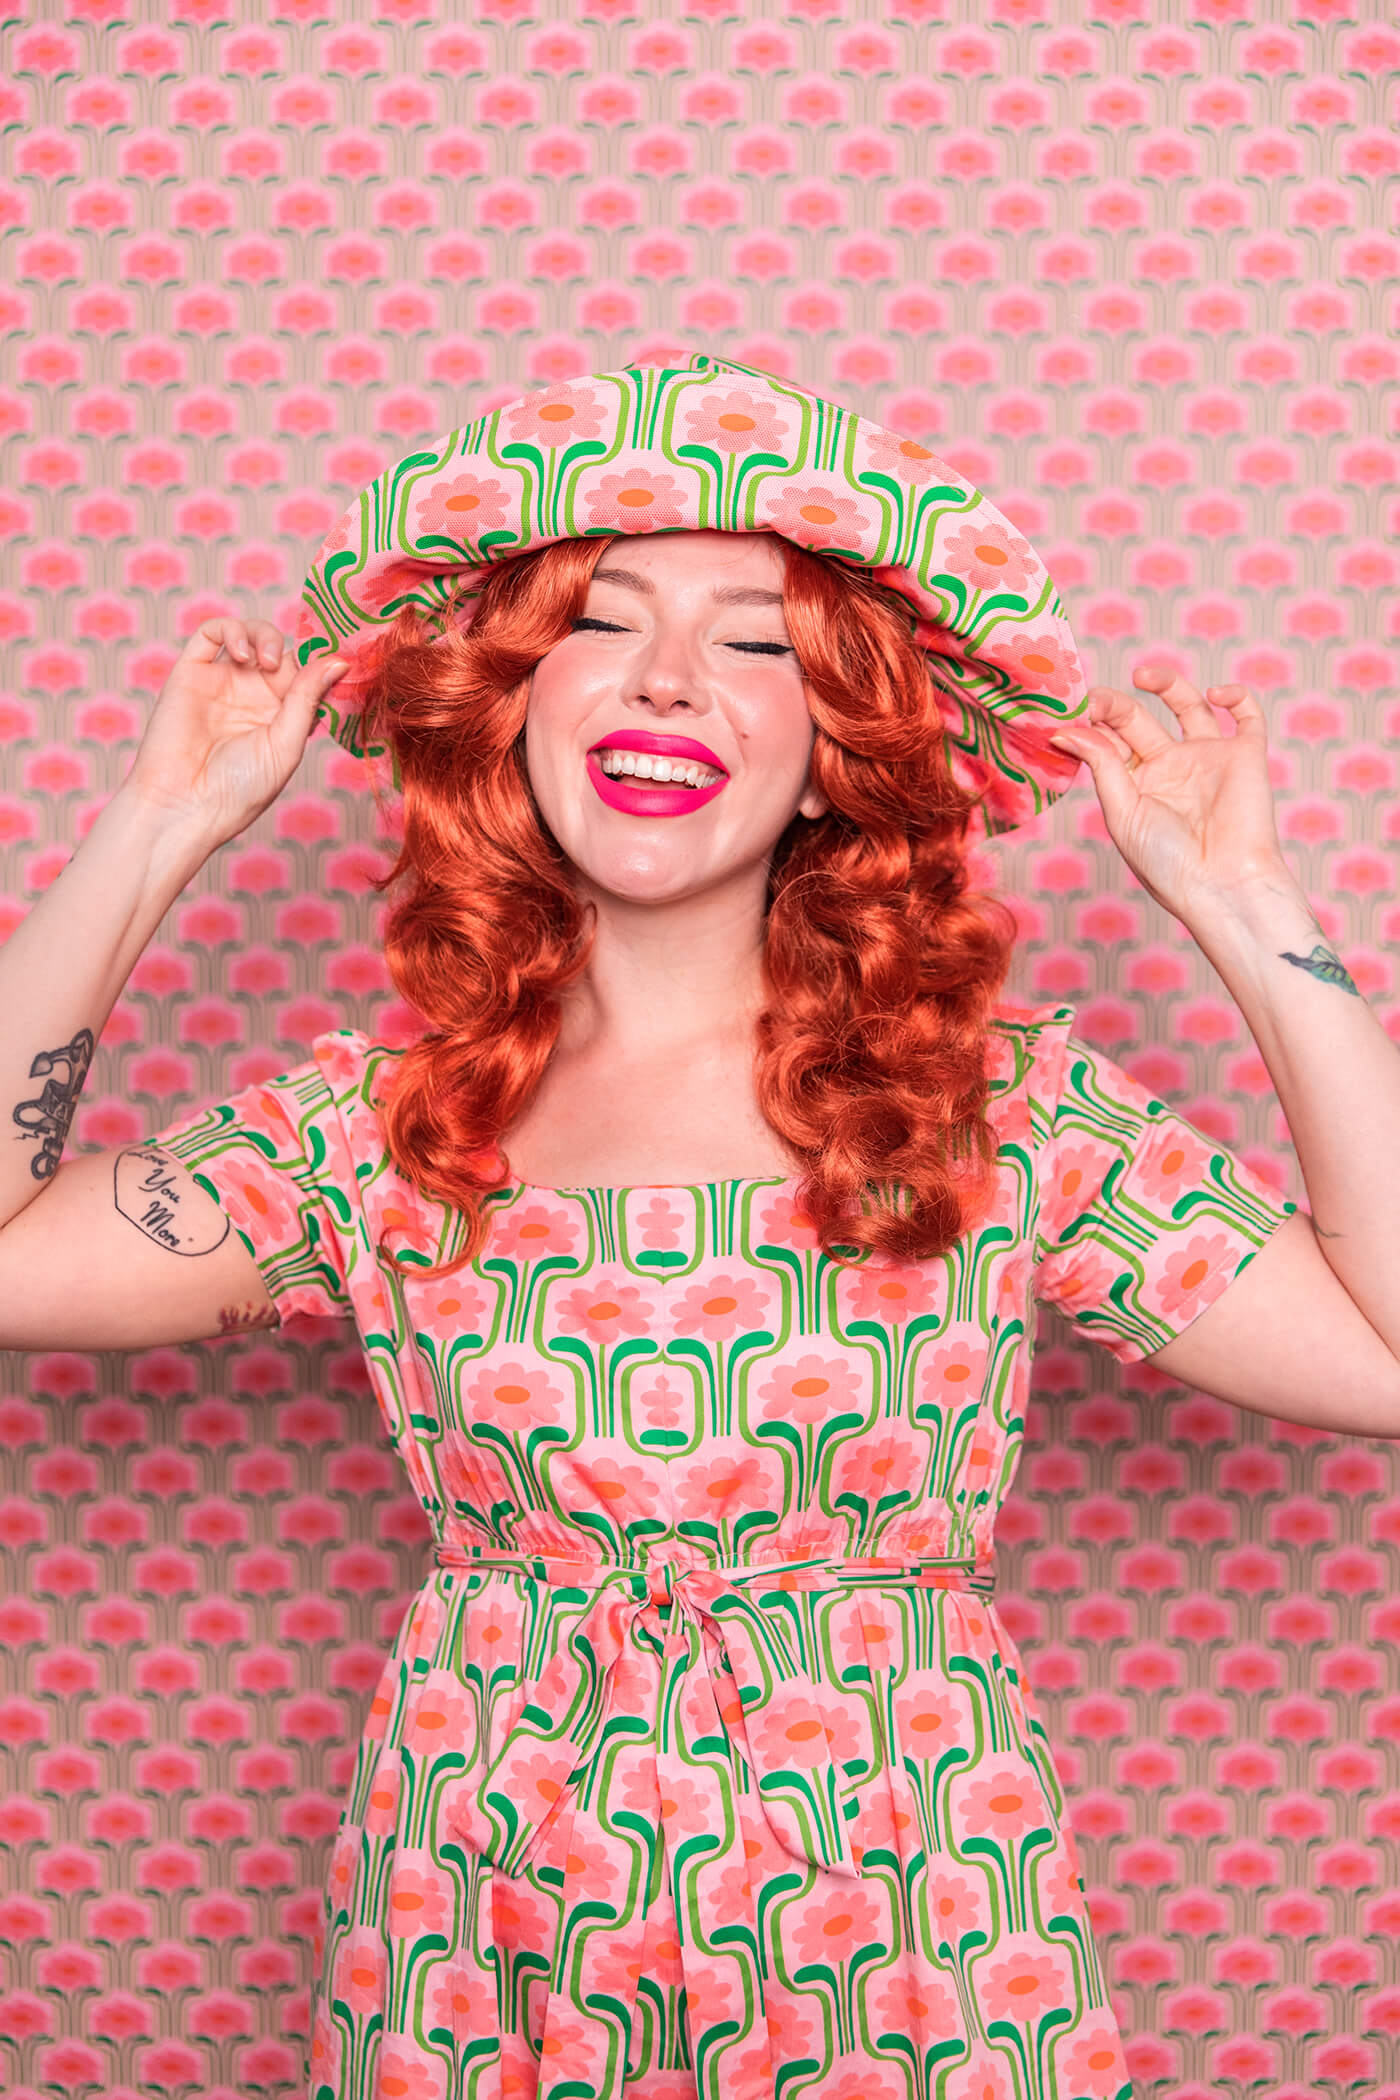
[571, 617, 791, 656]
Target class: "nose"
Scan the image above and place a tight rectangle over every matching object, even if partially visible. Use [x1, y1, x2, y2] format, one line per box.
[627, 628, 704, 715]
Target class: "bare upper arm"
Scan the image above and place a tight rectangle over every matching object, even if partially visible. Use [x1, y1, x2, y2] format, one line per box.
[0, 1144, 277, 1351]
[1144, 1208, 1400, 1438]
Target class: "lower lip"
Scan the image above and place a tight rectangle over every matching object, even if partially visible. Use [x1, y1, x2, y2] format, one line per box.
[586, 751, 728, 817]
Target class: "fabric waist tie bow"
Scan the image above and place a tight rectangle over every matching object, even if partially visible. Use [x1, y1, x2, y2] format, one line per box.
[431, 1543, 996, 1882]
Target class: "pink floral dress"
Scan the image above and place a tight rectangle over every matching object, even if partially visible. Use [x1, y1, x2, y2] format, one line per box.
[147, 1003, 1295, 2100]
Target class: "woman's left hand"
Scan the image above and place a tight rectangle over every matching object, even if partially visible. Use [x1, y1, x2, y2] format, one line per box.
[1047, 665, 1293, 924]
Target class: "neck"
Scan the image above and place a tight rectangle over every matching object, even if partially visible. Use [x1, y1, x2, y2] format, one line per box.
[556, 876, 768, 1062]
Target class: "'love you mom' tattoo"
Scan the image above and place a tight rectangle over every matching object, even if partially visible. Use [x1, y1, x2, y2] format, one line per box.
[12, 1029, 96, 1181]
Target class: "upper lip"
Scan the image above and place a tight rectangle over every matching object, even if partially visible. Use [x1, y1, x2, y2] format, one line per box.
[588, 729, 728, 775]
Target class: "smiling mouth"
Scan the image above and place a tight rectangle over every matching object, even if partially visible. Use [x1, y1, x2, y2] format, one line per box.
[594, 750, 725, 790]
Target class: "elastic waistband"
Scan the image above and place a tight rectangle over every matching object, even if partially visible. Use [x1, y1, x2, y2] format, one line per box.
[432, 1542, 996, 1600]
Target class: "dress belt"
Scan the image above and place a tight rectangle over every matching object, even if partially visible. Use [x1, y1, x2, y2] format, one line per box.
[427, 1542, 996, 1881]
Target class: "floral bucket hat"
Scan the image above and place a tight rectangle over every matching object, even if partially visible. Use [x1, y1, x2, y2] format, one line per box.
[295, 350, 1089, 841]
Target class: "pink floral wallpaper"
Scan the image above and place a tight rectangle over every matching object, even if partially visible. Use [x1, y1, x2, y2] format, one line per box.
[2, 1, 1398, 2095]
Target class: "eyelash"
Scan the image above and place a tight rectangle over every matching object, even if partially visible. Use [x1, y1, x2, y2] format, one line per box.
[571, 617, 791, 657]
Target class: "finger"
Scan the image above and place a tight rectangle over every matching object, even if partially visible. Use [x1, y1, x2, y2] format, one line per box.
[1086, 684, 1176, 767]
[1205, 681, 1270, 745]
[266, 655, 349, 766]
[189, 618, 256, 665]
[1132, 664, 1221, 736]
[244, 622, 285, 670]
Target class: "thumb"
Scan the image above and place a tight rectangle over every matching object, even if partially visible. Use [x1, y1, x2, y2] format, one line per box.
[1048, 728, 1139, 815]
[267, 654, 348, 769]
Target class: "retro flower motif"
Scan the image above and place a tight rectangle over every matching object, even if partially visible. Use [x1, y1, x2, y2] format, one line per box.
[958, 1764, 1052, 1844]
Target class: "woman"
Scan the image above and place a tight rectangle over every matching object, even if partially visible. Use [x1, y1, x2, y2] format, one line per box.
[3, 355, 1396, 2100]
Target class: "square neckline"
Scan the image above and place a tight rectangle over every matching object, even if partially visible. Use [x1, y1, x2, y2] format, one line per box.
[506, 1172, 804, 1196]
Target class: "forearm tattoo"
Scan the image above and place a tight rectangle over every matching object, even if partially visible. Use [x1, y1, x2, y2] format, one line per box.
[113, 1147, 231, 1256]
[12, 1029, 96, 1181]
[1278, 941, 1360, 998]
[218, 1299, 280, 1334]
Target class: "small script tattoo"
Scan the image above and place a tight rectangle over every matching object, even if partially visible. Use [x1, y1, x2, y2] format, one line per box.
[12, 1029, 95, 1181]
[1278, 942, 1360, 998]
[113, 1147, 231, 1256]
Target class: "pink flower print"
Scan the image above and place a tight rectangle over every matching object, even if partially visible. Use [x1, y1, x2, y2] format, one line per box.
[565, 1453, 664, 1523]
[958, 1764, 1051, 1844]
[404, 1673, 472, 1756]
[755, 1189, 820, 1249]
[1153, 1231, 1231, 1318]
[980, 627, 1078, 703]
[333, 1927, 386, 2016]
[386, 1853, 454, 1938]
[512, 1746, 575, 1826]
[927, 1865, 992, 1947]
[420, 1277, 490, 1334]
[656, 1770, 711, 1826]
[896, 1680, 966, 1759]
[308, 2005, 340, 2091]
[916, 1337, 988, 1413]
[211, 1158, 300, 1254]
[505, 382, 608, 449]
[423, 1958, 495, 2042]
[991, 1090, 1033, 1151]
[762, 481, 876, 551]
[1057, 2013, 1130, 2099]
[673, 1271, 773, 1342]
[492, 1199, 580, 1263]
[313, 1035, 363, 1090]
[1035, 1242, 1121, 1318]
[681, 387, 788, 456]
[582, 466, 691, 533]
[788, 1881, 888, 1970]
[943, 2048, 1017, 2100]
[489, 1881, 551, 1962]
[634, 1193, 686, 1249]
[412, 470, 513, 542]
[1040, 1839, 1085, 1918]
[981, 1932, 1073, 2025]
[617, 1761, 661, 1820]
[551, 1826, 620, 1896]
[843, 1259, 941, 1325]
[327, 1828, 357, 1912]
[684, 1446, 779, 1521]
[630, 1371, 690, 1432]
[554, 1274, 657, 1346]
[765, 1991, 822, 2060]
[464, 1360, 572, 1433]
[822, 2071, 904, 2100]
[1040, 1140, 1111, 1235]
[872, 1966, 960, 2039]
[377, 2033, 448, 2100]
[751, 1689, 836, 1771]
[465, 1590, 525, 1668]
[754, 1351, 864, 1426]
[437, 1435, 514, 1518]
[364, 1755, 400, 1836]
[829, 1419, 926, 1510]
[940, 519, 1040, 599]
[860, 426, 950, 488]
[1139, 1125, 1211, 1205]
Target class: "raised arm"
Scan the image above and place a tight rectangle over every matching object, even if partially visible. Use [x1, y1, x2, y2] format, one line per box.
[0, 620, 349, 1349]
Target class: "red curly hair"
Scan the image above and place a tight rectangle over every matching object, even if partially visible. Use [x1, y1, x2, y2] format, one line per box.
[353, 532, 1019, 1277]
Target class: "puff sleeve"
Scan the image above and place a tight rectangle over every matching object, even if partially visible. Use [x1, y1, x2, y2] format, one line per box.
[140, 1052, 356, 1324]
[1032, 1021, 1298, 1366]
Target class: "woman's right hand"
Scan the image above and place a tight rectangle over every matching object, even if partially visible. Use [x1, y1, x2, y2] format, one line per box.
[124, 617, 350, 843]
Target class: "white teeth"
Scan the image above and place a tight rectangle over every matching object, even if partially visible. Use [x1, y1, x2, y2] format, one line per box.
[596, 749, 722, 789]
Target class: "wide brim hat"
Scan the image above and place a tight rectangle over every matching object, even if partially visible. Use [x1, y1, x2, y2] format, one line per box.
[295, 351, 1088, 842]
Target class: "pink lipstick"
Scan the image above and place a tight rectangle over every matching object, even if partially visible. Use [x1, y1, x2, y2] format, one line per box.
[586, 751, 728, 817]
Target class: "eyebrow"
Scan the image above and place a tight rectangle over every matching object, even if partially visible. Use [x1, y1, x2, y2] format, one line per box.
[591, 564, 786, 610]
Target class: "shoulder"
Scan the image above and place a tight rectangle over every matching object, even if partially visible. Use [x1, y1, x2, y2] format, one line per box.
[307, 1027, 406, 1111]
[986, 1000, 1077, 1093]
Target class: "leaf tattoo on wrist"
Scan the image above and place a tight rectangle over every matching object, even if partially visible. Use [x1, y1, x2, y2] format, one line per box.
[1278, 943, 1360, 998]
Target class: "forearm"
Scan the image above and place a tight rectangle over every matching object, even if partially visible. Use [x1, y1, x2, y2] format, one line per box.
[0, 788, 216, 1227]
[1188, 867, 1400, 1362]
